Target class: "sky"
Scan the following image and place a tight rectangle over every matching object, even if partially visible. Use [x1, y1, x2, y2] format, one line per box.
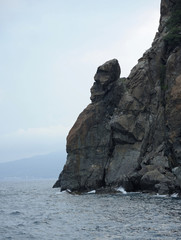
[0, 0, 161, 163]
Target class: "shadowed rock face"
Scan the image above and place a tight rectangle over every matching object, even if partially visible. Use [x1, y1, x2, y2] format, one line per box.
[54, 0, 181, 194]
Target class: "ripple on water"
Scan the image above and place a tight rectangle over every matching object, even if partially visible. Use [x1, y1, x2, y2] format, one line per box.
[10, 211, 21, 216]
[0, 180, 181, 240]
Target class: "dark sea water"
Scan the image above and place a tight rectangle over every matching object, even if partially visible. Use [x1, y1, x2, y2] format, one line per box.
[0, 179, 181, 240]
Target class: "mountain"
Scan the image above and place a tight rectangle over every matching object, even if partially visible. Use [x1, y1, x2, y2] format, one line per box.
[54, 0, 181, 195]
[0, 152, 66, 180]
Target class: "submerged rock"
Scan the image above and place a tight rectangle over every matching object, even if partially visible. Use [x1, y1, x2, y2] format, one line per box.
[54, 0, 181, 195]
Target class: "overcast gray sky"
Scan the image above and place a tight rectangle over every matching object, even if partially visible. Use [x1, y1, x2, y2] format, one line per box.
[0, 0, 160, 162]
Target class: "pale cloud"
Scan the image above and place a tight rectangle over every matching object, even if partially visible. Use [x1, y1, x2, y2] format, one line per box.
[15, 125, 69, 138]
[1, 124, 69, 144]
[0, 125, 69, 162]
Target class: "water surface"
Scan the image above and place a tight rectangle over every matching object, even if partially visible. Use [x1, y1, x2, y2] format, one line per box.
[0, 179, 181, 239]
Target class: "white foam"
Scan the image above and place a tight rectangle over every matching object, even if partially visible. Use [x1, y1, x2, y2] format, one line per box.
[88, 190, 96, 194]
[171, 193, 179, 198]
[66, 189, 72, 193]
[156, 193, 167, 198]
[116, 186, 127, 194]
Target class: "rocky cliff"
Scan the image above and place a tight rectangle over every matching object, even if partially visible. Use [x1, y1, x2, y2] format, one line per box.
[54, 0, 181, 195]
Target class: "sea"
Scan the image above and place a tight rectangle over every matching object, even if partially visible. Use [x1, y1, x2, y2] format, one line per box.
[0, 179, 181, 240]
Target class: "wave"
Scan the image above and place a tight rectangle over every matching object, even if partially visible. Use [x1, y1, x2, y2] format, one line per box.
[116, 186, 127, 194]
[10, 210, 21, 215]
[88, 190, 96, 194]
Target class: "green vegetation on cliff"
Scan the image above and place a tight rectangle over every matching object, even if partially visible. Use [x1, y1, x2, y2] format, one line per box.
[164, 1, 181, 50]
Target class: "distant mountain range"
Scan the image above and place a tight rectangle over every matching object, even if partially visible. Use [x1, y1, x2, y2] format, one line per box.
[0, 151, 66, 180]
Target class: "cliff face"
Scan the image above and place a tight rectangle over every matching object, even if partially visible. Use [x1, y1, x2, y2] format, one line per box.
[54, 0, 181, 194]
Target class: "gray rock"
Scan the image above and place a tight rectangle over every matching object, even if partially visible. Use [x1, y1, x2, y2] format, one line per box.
[172, 167, 181, 187]
[54, 0, 181, 195]
[105, 143, 140, 191]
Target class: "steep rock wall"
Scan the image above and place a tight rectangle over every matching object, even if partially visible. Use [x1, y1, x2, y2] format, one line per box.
[54, 0, 181, 194]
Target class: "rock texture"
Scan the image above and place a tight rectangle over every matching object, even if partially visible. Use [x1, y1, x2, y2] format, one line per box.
[54, 0, 181, 194]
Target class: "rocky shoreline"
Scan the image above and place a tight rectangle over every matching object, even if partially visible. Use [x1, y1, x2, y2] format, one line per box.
[54, 0, 181, 195]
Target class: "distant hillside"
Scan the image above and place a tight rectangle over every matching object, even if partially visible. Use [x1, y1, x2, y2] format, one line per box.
[0, 151, 66, 180]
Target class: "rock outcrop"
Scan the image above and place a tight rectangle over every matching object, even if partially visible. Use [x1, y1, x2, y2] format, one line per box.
[54, 0, 181, 195]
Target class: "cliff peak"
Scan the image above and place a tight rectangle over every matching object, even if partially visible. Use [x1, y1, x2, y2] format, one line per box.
[91, 59, 121, 103]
